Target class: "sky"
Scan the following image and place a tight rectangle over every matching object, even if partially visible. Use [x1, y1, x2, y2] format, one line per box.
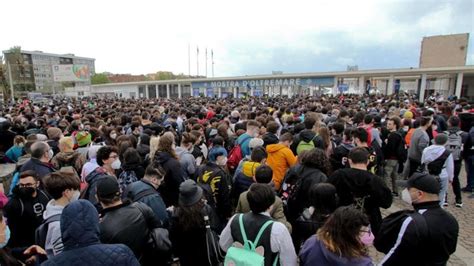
[2, 0, 473, 77]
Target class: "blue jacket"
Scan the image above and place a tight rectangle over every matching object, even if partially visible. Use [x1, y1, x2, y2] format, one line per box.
[20, 158, 55, 181]
[236, 133, 253, 158]
[5, 146, 23, 163]
[124, 179, 169, 224]
[42, 200, 139, 266]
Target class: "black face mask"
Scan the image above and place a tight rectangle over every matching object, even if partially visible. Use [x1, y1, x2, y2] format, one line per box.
[18, 187, 36, 199]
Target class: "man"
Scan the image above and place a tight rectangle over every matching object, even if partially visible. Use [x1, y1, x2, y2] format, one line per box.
[266, 133, 298, 191]
[443, 116, 467, 206]
[51, 137, 86, 175]
[383, 117, 405, 196]
[290, 116, 324, 155]
[352, 128, 379, 175]
[376, 173, 459, 265]
[421, 134, 454, 207]
[330, 128, 355, 171]
[328, 147, 392, 235]
[220, 183, 297, 266]
[235, 165, 291, 232]
[407, 116, 432, 177]
[262, 121, 280, 147]
[124, 164, 169, 224]
[464, 125, 474, 197]
[97, 176, 161, 265]
[42, 171, 81, 257]
[42, 200, 140, 266]
[20, 141, 55, 182]
[361, 114, 382, 147]
[4, 170, 51, 248]
[235, 120, 260, 158]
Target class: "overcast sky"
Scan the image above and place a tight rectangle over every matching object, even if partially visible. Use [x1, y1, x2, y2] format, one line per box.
[2, 0, 473, 77]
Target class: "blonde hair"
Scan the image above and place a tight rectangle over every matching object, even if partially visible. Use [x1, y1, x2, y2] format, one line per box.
[59, 137, 74, 151]
[149, 136, 160, 159]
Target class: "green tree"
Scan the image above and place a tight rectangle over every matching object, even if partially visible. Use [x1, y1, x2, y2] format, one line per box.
[91, 73, 110, 84]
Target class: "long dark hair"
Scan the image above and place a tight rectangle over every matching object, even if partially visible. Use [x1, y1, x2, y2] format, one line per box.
[176, 198, 205, 231]
[309, 183, 338, 221]
[300, 148, 332, 176]
[317, 206, 369, 259]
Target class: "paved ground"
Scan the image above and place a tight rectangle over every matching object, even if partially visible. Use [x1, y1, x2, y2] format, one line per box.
[370, 166, 473, 265]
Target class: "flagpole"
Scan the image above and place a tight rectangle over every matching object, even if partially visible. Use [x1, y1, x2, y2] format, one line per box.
[211, 49, 214, 77]
[196, 46, 199, 76]
[205, 48, 208, 78]
[188, 43, 191, 77]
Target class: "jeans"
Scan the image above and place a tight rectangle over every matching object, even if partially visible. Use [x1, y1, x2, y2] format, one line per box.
[451, 160, 462, 202]
[439, 177, 448, 207]
[467, 155, 474, 191]
[384, 159, 399, 193]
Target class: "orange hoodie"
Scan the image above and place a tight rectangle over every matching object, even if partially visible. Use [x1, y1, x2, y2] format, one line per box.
[266, 143, 297, 190]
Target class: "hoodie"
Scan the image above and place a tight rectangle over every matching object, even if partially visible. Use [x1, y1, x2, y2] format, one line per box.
[290, 129, 324, 155]
[51, 151, 85, 174]
[299, 236, 372, 266]
[155, 151, 186, 206]
[266, 144, 297, 190]
[43, 200, 65, 257]
[262, 132, 279, 147]
[421, 145, 454, 182]
[175, 146, 197, 179]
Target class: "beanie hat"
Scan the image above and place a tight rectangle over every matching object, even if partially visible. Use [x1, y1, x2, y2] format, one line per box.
[47, 127, 62, 140]
[208, 146, 228, 162]
[179, 179, 203, 207]
[403, 111, 413, 120]
[76, 131, 92, 147]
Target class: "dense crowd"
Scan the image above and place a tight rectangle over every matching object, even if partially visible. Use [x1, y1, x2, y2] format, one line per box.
[0, 93, 472, 266]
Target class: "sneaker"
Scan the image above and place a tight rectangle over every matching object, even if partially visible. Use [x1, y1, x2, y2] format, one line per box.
[455, 202, 463, 208]
[443, 202, 449, 207]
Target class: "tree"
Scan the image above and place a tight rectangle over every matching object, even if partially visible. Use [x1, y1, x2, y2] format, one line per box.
[91, 73, 110, 84]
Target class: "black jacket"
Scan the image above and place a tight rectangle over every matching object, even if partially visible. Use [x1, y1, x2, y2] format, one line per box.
[383, 131, 404, 160]
[292, 208, 328, 253]
[19, 158, 55, 182]
[328, 168, 392, 235]
[290, 129, 324, 155]
[330, 143, 354, 171]
[376, 201, 459, 266]
[154, 151, 186, 207]
[262, 132, 279, 147]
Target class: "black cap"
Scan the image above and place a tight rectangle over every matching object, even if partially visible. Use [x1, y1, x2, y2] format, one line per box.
[397, 173, 440, 194]
[96, 176, 120, 198]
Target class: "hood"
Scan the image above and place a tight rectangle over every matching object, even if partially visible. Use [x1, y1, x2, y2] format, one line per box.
[175, 146, 191, 157]
[61, 200, 100, 250]
[43, 200, 64, 219]
[266, 143, 287, 153]
[262, 133, 279, 146]
[423, 145, 447, 163]
[300, 129, 317, 142]
[85, 166, 105, 183]
[242, 161, 261, 177]
[54, 151, 78, 163]
[154, 151, 174, 164]
[315, 237, 370, 265]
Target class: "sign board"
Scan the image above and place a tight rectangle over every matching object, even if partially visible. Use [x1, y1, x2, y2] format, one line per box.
[191, 77, 334, 90]
[52, 64, 90, 82]
[338, 84, 349, 93]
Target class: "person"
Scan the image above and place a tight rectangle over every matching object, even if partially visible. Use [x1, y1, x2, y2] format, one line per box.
[136, 134, 151, 163]
[80, 145, 101, 181]
[235, 165, 291, 231]
[220, 183, 297, 266]
[124, 164, 169, 224]
[46, 127, 63, 156]
[169, 179, 221, 266]
[51, 137, 86, 174]
[262, 121, 280, 147]
[330, 128, 355, 171]
[290, 116, 324, 156]
[292, 183, 338, 253]
[443, 116, 467, 207]
[232, 146, 267, 199]
[407, 116, 432, 177]
[266, 132, 298, 190]
[154, 132, 186, 207]
[463, 125, 474, 196]
[352, 128, 379, 175]
[196, 145, 232, 226]
[5, 136, 25, 163]
[118, 148, 145, 185]
[74, 131, 93, 157]
[4, 170, 51, 248]
[383, 116, 404, 196]
[235, 120, 260, 158]
[421, 134, 454, 207]
[175, 132, 197, 179]
[42, 171, 81, 257]
[0, 121, 16, 155]
[96, 176, 161, 265]
[42, 200, 140, 266]
[376, 173, 459, 265]
[299, 206, 373, 266]
[328, 147, 392, 235]
[19, 141, 55, 182]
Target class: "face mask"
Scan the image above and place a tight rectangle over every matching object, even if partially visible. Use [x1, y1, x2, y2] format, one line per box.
[217, 157, 228, 166]
[18, 187, 36, 198]
[0, 226, 11, 249]
[401, 188, 412, 205]
[48, 149, 54, 159]
[110, 133, 117, 139]
[79, 124, 84, 130]
[111, 159, 121, 169]
[360, 230, 374, 246]
[70, 190, 80, 202]
[18, 143, 25, 148]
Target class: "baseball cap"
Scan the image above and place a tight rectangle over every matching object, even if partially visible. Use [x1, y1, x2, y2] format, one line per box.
[96, 176, 120, 198]
[397, 172, 440, 194]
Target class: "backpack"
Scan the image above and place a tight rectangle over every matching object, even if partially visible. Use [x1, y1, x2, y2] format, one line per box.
[224, 214, 278, 266]
[444, 131, 463, 161]
[296, 135, 317, 155]
[374, 210, 428, 254]
[227, 135, 251, 171]
[117, 170, 139, 193]
[426, 150, 451, 176]
[35, 214, 61, 249]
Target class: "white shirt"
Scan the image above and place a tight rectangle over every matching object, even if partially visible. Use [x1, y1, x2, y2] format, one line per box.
[219, 212, 297, 266]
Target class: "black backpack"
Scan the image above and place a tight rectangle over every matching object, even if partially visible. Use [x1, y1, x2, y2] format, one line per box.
[35, 214, 62, 249]
[427, 150, 451, 176]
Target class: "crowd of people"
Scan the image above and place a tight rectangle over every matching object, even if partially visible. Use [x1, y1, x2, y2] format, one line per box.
[0, 93, 471, 265]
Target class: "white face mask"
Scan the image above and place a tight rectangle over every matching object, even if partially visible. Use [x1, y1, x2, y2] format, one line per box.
[48, 149, 54, 159]
[111, 159, 121, 169]
[401, 188, 412, 205]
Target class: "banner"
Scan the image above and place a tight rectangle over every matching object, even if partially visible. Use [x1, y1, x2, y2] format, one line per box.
[53, 64, 90, 82]
[191, 76, 334, 90]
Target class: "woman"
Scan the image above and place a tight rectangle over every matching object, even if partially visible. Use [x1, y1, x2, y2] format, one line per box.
[175, 132, 197, 179]
[299, 206, 373, 266]
[119, 148, 145, 180]
[319, 127, 335, 157]
[292, 183, 338, 253]
[154, 132, 186, 207]
[170, 179, 221, 266]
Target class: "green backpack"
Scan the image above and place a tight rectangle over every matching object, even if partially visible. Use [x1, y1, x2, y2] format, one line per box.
[224, 214, 278, 266]
[296, 135, 317, 155]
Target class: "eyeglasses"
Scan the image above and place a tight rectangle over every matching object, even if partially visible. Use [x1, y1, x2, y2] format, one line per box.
[360, 227, 372, 234]
[109, 155, 118, 159]
[19, 183, 36, 188]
